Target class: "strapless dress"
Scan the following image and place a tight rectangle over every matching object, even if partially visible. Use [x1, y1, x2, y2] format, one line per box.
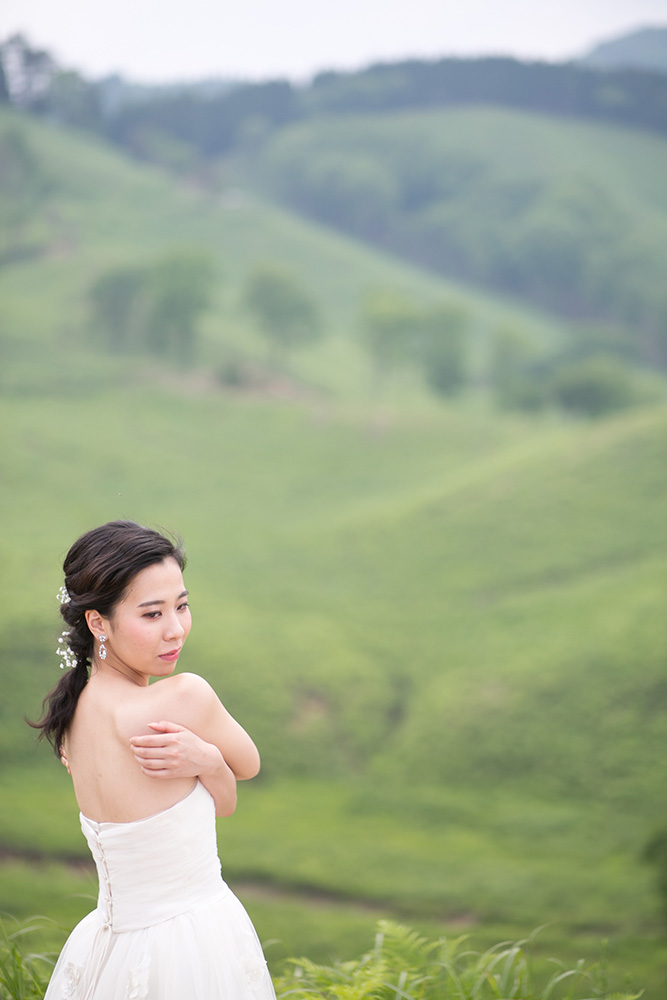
[44, 780, 276, 999]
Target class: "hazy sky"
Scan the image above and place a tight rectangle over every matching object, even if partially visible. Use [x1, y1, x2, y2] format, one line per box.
[1, 0, 666, 83]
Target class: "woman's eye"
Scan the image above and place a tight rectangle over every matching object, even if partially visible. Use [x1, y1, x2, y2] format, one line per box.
[143, 611, 161, 619]
[178, 602, 190, 612]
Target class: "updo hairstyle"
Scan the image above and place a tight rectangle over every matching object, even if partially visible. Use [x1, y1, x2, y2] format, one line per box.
[30, 520, 185, 756]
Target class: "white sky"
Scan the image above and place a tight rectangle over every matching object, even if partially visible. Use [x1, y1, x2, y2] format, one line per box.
[1, 0, 666, 83]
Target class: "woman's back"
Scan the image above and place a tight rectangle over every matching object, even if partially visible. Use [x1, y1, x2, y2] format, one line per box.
[66, 670, 196, 824]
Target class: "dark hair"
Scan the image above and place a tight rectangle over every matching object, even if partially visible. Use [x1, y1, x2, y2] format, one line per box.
[29, 520, 185, 756]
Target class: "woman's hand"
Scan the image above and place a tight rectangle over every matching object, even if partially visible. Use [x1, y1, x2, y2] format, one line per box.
[130, 720, 238, 817]
[129, 720, 224, 779]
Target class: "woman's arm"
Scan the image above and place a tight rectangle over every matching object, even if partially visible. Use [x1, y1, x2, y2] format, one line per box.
[128, 673, 261, 816]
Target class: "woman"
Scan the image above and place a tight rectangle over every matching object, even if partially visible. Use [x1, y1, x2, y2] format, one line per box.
[32, 520, 276, 999]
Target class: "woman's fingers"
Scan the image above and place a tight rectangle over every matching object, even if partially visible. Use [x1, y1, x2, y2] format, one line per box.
[147, 720, 184, 733]
[129, 722, 216, 779]
[131, 741, 176, 755]
[130, 733, 177, 748]
[130, 737, 193, 777]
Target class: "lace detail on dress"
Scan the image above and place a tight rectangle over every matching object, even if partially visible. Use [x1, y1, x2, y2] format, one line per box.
[62, 962, 85, 999]
[125, 958, 150, 999]
[241, 935, 270, 993]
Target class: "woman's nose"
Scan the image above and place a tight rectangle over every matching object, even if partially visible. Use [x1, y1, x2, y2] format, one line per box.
[164, 614, 185, 639]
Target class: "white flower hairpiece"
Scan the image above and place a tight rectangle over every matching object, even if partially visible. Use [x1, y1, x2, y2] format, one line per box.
[56, 630, 77, 670]
[56, 585, 71, 605]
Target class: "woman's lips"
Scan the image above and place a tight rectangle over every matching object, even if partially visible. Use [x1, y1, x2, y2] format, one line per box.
[159, 649, 181, 662]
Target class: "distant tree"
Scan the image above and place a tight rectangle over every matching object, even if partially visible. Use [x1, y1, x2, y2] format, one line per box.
[0, 34, 55, 110]
[143, 250, 216, 364]
[90, 249, 216, 364]
[417, 302, 469, 397]
[360, 288, 421, 392]
[244, 263, 321, 365]
[0, 35, 101, 129]
[90, 266, 147, 353]
[550, 355, 641, 417]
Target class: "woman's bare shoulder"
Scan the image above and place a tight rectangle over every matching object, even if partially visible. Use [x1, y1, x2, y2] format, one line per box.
[110, 673, 215, 739]
[162, 671, 214, 692]
[152, 671, 217, 704]
[144, 672, 221, 725]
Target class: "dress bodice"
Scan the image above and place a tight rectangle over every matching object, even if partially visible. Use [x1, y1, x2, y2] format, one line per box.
[80, 781, 228, 932]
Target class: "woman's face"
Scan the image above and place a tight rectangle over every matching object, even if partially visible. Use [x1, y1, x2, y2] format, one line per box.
[97, 557, 191, 685]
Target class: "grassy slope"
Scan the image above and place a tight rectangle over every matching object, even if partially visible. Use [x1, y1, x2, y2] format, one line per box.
[0, 390, 664, 994]
[0, 109, 665, 994]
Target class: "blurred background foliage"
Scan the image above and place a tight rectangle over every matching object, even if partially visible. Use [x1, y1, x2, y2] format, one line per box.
[0, 27, 666, 997]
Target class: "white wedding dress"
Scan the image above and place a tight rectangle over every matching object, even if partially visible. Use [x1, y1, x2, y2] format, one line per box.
[45, 780, 276, 999]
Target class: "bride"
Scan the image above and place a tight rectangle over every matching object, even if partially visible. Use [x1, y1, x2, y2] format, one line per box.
[31, 520, 276, 999]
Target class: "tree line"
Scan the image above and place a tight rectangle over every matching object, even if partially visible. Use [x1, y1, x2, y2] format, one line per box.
[89, 253, 650, 417]
[2, 33, 667, 157]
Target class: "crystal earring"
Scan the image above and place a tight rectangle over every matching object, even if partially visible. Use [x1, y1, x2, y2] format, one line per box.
[99, 634, 107, 660]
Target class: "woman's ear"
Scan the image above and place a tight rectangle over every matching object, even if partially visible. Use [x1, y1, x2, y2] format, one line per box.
[85, 609, 106, 638]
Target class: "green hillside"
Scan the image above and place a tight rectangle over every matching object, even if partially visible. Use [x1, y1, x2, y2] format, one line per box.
[0, 109, 666, 995]
[252, 105, 667, 361]
[0, 106, 574, 405]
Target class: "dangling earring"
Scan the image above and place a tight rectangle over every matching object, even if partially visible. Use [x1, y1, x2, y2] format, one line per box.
[99, 634, 108, 660]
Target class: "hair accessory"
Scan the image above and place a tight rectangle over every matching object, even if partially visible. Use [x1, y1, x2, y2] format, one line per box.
[56, 631, 77, 670]
[99, 634, 107, 660]
[56, 585, 71, 605]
